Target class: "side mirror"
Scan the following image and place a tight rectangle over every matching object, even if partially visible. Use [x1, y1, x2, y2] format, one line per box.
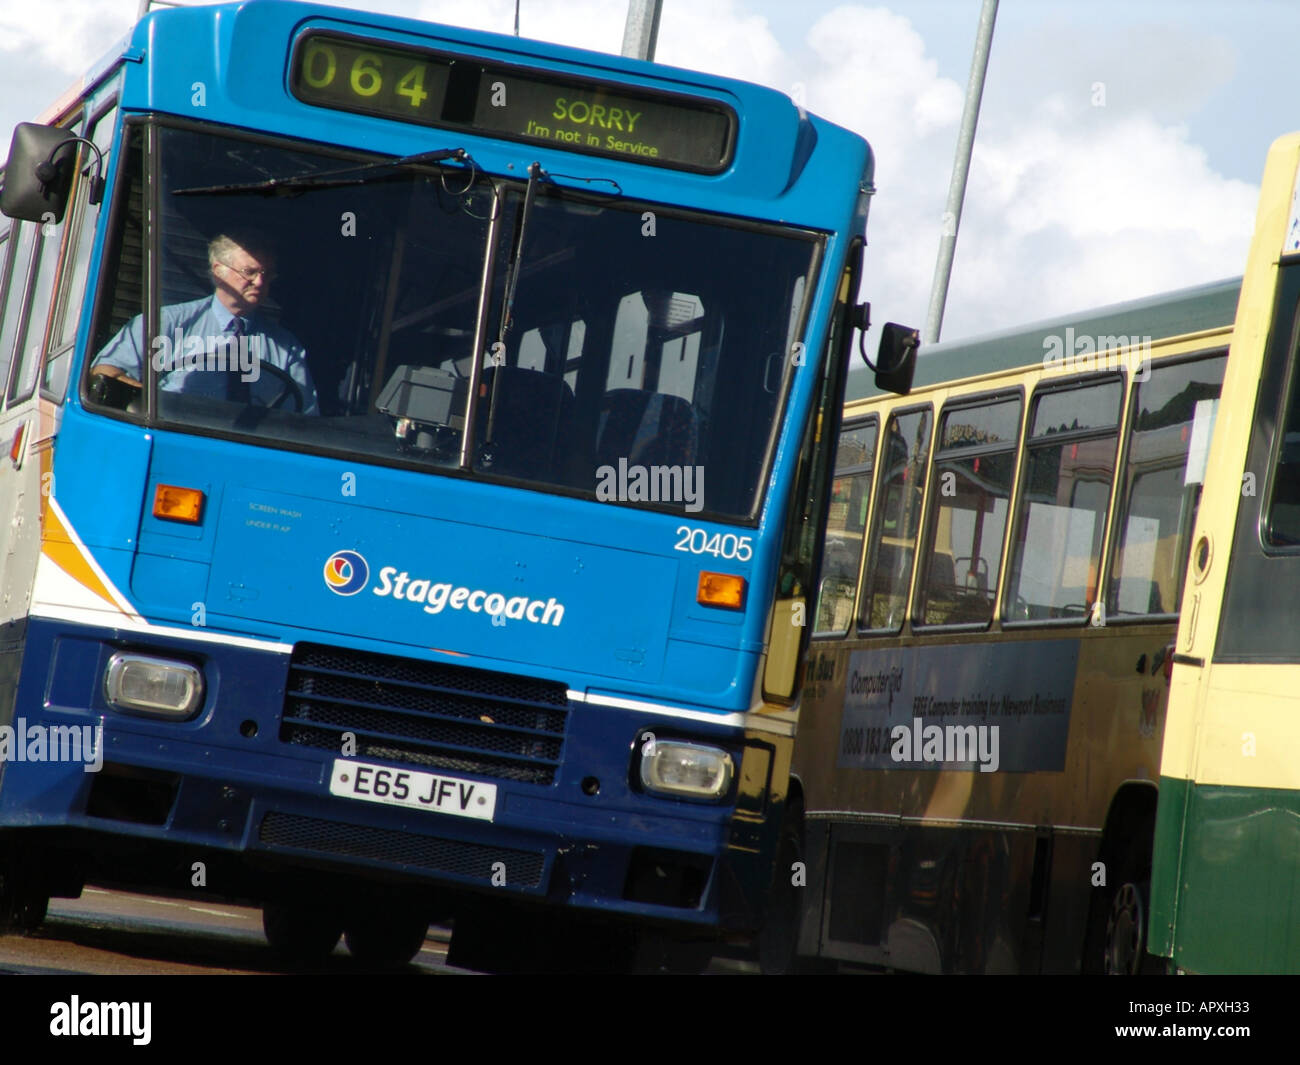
[873, 322, 919, 395]
[1, 123, 80, 224]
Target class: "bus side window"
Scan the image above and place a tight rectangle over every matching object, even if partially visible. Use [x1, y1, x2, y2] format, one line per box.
[813, 419, 876, 634]
[43, 101, 118, 402]
[0, 224, 12, 369]
[916, 395, 1021, 627]
[1266, 333, 1300, 545]
[82, 122, 144, 407]
[0, 222, 38, 399]
[764, 322, 842, 700]
[1109, 354, 1227, 615]
[859, 406, 932, 632]
[1005, 378, 1122, 621]
[11, 216, 61, 403]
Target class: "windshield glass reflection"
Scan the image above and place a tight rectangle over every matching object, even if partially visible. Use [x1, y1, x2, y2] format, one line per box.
[86, 125, 820, 520]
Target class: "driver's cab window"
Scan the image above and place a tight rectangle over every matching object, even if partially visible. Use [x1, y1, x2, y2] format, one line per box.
[814, 419, 876, 634]
[85, 123, 494, 435]
[859, 407, 932, 632]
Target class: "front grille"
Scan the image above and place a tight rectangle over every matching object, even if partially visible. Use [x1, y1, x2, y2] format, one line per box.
[260, 811, 545, 887]
[281, 643, 570, 785]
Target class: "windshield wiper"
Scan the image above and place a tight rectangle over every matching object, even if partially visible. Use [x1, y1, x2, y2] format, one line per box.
[497, 161, 544, 350]
[491, 163, 620, 353]
[172, 148, 474, 197]
[478, 161, 546, 454]
[480, 163, 620, 451]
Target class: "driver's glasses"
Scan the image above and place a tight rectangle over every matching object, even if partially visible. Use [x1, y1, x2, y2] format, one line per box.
[220, 260, 274, 283]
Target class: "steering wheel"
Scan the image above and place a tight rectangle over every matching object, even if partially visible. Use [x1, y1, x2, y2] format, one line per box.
[255, 362, 305, 413]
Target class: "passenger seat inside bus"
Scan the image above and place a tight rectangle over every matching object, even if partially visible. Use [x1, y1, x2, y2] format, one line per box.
[594, 389, 700, 472]
[474, 366, 575, 481]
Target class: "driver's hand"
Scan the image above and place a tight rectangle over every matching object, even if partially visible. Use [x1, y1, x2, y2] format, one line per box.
[90, 365, 143, 389]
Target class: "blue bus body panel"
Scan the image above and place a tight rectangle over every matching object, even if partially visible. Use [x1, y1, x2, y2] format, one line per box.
[1, 615, 748, 925]
[56, 425, 770, 709]
[2, 0, 873, 934]
[121, 2, 867, 233]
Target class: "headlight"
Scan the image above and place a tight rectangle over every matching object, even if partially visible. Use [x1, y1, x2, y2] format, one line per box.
[104, 653, 204, 718]
[639, 739, 733, 799]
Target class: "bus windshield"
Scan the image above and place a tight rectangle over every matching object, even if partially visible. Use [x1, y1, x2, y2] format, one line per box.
[87, 122, 821, 521]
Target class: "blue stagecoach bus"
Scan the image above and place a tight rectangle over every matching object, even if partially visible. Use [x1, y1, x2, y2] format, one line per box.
[0, 0, 888, 971]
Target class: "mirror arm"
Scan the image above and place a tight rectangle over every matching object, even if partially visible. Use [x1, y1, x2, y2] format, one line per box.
[38, 135, 106, 205]
[853, 301, 878, 369]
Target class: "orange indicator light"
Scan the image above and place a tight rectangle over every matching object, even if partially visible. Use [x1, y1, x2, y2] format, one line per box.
[697, 571, 746, 610]
[153, 484, 204, 524]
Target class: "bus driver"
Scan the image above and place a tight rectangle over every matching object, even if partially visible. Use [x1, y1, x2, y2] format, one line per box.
[89, 231, 320, 414]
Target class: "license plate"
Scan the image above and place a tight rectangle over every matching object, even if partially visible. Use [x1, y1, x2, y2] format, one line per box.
[329, 759, 497, 821]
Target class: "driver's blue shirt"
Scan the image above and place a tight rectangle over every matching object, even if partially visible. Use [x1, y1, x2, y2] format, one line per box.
[92, 294, 320, 415]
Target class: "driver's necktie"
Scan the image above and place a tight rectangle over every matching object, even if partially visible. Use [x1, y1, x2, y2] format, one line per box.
[224, 316, 250, 402]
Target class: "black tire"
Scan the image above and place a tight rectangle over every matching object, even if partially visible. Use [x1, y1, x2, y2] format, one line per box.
[633, 931, 714, 974]
[758, 807, 807, 975]
[1104, 878, 1162, 975]
[1086, 813, 1164, 975]
[344, 908, 429, 967]
[0, 863, 50, 935]
[262, 902, 343, 964]
[10, 890, 48, 933]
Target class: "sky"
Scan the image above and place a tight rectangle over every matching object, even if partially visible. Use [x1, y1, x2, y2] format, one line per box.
[1, 0, 1296, 343]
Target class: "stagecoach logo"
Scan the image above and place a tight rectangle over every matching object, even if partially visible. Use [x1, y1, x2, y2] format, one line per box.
[323, 550, 370, 596]
[320, 551, 566, 627]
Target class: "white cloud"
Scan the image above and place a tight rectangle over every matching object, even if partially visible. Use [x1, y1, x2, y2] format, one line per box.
[941, 95, 1256, 336]
[801, 5, 961, 173]
[792, 5, 1256, 341]
[0, 0, 1261, 346]
[0, 0, 133, 72]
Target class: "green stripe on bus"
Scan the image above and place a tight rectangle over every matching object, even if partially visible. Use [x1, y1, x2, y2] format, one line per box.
[1149, 774, 1188, 961]
[1168, 779, 1300, 973]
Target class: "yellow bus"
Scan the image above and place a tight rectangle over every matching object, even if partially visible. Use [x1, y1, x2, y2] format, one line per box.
[1151, 132, 1300, 973]
[767, 276, 1236, 973]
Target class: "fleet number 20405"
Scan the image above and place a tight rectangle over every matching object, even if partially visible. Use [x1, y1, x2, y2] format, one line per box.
[674, 525, 752, 561]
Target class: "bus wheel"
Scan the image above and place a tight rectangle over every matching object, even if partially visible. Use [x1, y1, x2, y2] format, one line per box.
[633, 931, 714, 974]
[758, 807, 806, 974]
[262, 902, 343, 964]
[0, 865, 50, 934]
[344, 908, 429, 967]
[1096, 815, 1163, 975]
[1105, 882, 1150, 975]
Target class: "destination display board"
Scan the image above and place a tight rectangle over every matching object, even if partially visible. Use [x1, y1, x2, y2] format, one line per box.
[290, 33, 736, 173]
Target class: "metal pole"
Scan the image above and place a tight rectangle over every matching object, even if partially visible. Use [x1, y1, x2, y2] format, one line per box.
[923, 0, 998, 345]
[621, 0, 663, 61]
